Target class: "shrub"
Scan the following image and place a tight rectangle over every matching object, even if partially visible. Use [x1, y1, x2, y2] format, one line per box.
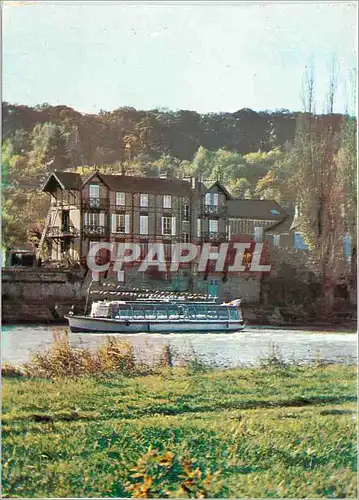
[259, 344, 289, 369]
[156, 344, 176, 369]
[124, 447, 226, 498]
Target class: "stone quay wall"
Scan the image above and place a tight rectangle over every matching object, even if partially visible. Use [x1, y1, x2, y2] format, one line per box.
[2, 269, 87, 324]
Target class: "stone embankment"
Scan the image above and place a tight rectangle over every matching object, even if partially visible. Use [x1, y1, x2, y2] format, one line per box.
[2, 269, 88, 323]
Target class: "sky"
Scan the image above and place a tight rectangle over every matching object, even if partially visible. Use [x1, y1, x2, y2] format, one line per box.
[2, 1, 357, 115]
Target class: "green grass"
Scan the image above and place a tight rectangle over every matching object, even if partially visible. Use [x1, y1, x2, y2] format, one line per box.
[2, 364, 357, 498]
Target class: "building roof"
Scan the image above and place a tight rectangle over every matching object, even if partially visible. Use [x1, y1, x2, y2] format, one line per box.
[227, 199, 285, 220]
[42, 171, 83, 191]
[43, 171, 193, 196]
[98, 173, 192, 196]
[207, 181, 232, 199]
[265, 215, 295, 234]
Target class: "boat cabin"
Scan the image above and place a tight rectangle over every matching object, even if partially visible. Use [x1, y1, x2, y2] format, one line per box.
[90, 300, 242, 321]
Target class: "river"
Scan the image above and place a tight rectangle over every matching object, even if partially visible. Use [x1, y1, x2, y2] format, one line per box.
[2, 325, 357, 367]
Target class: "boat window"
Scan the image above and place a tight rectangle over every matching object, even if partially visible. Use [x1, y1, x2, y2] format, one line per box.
[217, 307, 229, 320]
[132, 305, 145, 320]
[177, 306, 185, 319]
[117, 306, 133, 320]
[155, 305, 168, 320]
[195, 305, 207, 319]
[168, 307, 179, 320]
[228, 306, 240, 320]
[207, 307, 218, 319]
[144, 305, 156, 320]
[184, 306, 196, 320]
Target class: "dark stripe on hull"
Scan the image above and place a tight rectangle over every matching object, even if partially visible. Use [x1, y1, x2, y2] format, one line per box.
[66, 317, 245, 334]
[69, 327, 242, 334]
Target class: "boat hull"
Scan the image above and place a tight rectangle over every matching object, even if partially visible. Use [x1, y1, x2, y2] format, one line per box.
[65, 315, 245, 333]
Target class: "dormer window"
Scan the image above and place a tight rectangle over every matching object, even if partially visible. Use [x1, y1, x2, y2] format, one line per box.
[140, 193, 148, 207]
[205, 193, 219, 206]
[89, 184, 100, 207]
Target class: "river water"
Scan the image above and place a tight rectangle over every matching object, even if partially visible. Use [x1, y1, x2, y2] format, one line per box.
[2, 325, 357, 367]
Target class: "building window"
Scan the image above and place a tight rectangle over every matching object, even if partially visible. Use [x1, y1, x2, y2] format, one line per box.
[139, 215, 148, 235]
[162, 216, 171, 235]
[183, 232, 190, 243]
[171, 217, 176, 236]
[89, 184, 100, 207]
[205, 193, 219, 206]
[254, 226, 264, 242]
[140, 193, 148, 207]
[344, 235, 352, 263]
[273, 234, 280, 246]
[84, 212, 103, 226]
[116, 192, 126, 207]
[209, 219, 219, 234]
[163, 195, 172, 209]
[183, 205, 190, 221]
[294, 232, 308, 250]
[111, 214, 130, 234]
[197, 218, 201, 237]
[84, 212, 106, 236]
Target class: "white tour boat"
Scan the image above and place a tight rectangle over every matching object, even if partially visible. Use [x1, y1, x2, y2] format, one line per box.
[65, 297, 245, 333]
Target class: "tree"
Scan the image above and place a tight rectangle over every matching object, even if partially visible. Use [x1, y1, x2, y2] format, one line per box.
[254, 145, 295, 206]
[230, 178, 251, 198]
[2, 189, 49, 251]
[28, 123, 71, 172]
[290, 93, 348, 310]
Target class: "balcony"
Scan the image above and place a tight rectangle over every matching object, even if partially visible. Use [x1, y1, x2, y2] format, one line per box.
[47, 226, 79, 238]
[202, 231, 228, 243]
[82, 197, 109, 210]
[203, 204, 227, 216]
[113, 204, 127, 212]
[83, 225, 108, 237]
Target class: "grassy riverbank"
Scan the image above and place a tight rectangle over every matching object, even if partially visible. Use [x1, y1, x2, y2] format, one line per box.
[2, 357, 357, 498]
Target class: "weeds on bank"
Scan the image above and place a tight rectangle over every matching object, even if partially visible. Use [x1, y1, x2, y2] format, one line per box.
[22, 330, 140, 378]
[4, 330, 211, 379]
[2, 330, 355, 380]
[259, 344, 291, 369]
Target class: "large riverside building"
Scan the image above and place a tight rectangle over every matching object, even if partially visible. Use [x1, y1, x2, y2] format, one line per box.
[39, 171, 287, 300]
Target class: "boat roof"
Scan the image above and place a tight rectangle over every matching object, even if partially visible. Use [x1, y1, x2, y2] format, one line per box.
[93, 299, 239, 306]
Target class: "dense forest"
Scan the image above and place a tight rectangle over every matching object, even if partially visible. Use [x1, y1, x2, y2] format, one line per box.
[2, 102, 299, 167]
